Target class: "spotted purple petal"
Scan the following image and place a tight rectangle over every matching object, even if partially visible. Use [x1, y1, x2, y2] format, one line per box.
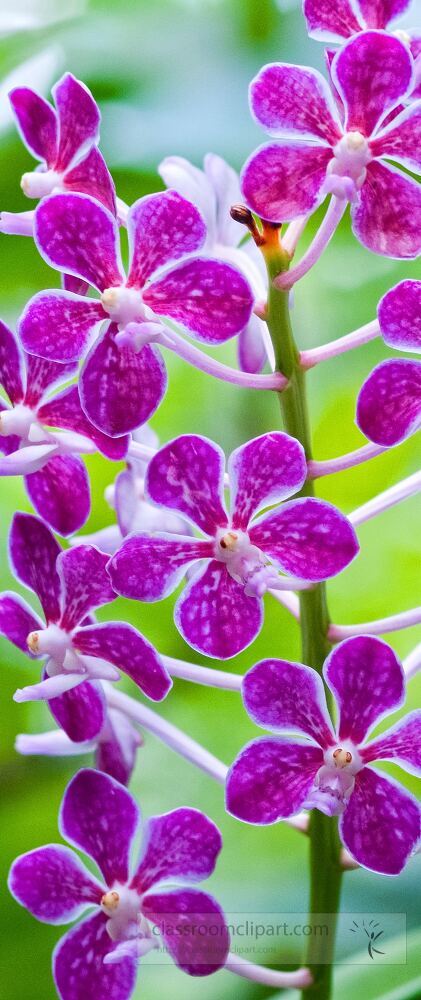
[358, 0, 411, 29]
[249, 498, 359, 582]
[370, 103, 421, 174]
[0, 320, 24, 403]
[59, 768, 140, 885]
[324, 636, 404, 744]
[332, 32, 413, 137]
[226, 737, 323, 823]
[142, 889, 229, 976]
[378, 279, 421, 353]
[241, 142, 331, 222]
[34, 193, 124, 291]
[108, 534, 213, 601]
[53, 911, 137, 1000]
[0, 591, 43, 652]
[24, 353, 78, 407]
[53, 74, 100, 172]
[175, 560, 263, 659]
[250, 63, 341, 143]
[356, 358, 421, 446]
[19, 291, 104, 363]
[340, 768, 420, 874]
[132, 808, 222, 894]
[73, 622, 172, 701]
[229, 432, 307, 530]
[49, 680, 105, 742]
[79, 325, 167, 437]
[9, 87, 57, 164]
[57, 545, 115, 631]
[64, 146, 116, 215]
[39, 385, 129, 460]
[144, 258, 253, 344]
[96, 708, 142, 786]
[8, 845, 104, 925]
[303, 0, 363, 40]
[25, 454, 90, 537]
[360, 711, 421, 776]
[9, 512, 61, 623]
[351, 161, 421, 259]
[146, 434, 228, 535]
[127, 190, 206, 288]
[243, 658, 334, 748]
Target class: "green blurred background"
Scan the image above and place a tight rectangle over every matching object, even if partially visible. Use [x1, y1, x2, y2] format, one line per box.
[1, 2, 420, 998]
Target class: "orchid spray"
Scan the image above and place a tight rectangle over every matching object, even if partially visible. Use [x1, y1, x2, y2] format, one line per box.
[2, 4, 421, 1000]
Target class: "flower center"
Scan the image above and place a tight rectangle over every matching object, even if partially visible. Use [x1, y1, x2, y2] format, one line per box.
[326, 131, 371, 201]
[305, 742, 362, 817]
[101, 285, 146, 327]
[215, 527, 279, 597]
[0, 403, 37, 440]
[21, 169, 61, 199]
[27, 624, 71, 665]
[101, 884, 149, 943]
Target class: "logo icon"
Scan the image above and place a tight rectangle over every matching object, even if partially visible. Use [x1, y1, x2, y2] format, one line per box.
[350, 919, 385, 959]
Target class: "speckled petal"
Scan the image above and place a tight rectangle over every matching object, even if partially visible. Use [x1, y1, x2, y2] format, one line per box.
[64, 146, 116, 215]
[24, 353, 78, 406]
[53, 911, 137, 1000]
[324, 636, 404, 744]
[361, 711, 421, 776]
[25, 454, 90, 537]
[9, 87, 57, 164]
[53, 74, 100, 172]
[39, 385, 129, 460]
[249, 498, 359, 581]
[356, 359, 421, 446]
[175, 560, 263, 659]
[229, 432, 306, 530]
[303, 0, 362, 42]
[358, 0, 411, 29]
[49, 680, 105, 742]
[35, 193, 124, 291]
[9, 512, 61, 623]
[19, 291, 104, 363]
[73, 622, 172, 701]
[0, 320, 24, 403]
[8, 845, 104, 924]
[142, 889, 229, 976]
[108, 534, 213, 601]
[370, 102, 421, 174]
[332, 32, 413, 137]
[250, 62, 341, 143]
[57, 545, 115, 630]
[241, 142, 331, 222]
[340, 768, 421, 874]
[226, 737, 322, 823]
[243, 658, 334, 747]
[0, 591, 43, 652]
[378, 279, 421, 353]
[59, 768, 140, 885]
[127, 190, 206, 287]
[132, 808, 222, 893]
[145, 434, 228, 534]
[352, 161, 421, 259]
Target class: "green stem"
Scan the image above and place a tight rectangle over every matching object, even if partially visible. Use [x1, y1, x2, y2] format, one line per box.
[265, 241, 342, 1000]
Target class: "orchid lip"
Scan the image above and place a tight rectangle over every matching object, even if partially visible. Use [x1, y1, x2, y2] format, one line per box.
[21, 169, 62, 199]
[101, 285, 146, 327]
[328, 132, 371, 197]
[100, 882, 145, 943]
[26, 624, 71, 662]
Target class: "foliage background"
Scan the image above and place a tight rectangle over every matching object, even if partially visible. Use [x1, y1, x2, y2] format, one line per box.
[0, 1, 420, 998]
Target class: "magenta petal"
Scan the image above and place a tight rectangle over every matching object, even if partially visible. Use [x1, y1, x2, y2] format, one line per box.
[352, 161, 421, 259]
[8, 845, 103, 925]
[378, 279, 421, 353]
[80, 326, 167, 436]
[108, 534, 212, 601]
[0, 591, 43, 652]
[249, 498, 359, 582]
[243, 658, 334, 748]
[237, 315, 267, 374]
[303, 0, 362, 41]
[35, 193, 124, 291]
[361, 711, 421, 775]
[324, 636, 404, 744]
[19, 291, 104, 363]
[9, 512, 61, 623]
[370, 103, 421, 174]
[53, 911, 137, 1000]
[340, 768, 420, 874]
[39, 385, 129, 460]
[356, 359, 421, 446]
[250, 63, 341, 143]
[132, 808, 222, 893]
[175, 560, 263, 659]
[226, 737, 322, 823]
[0, 320, 24, 403]
[60, 768, 140, 884]
[49, 680, 105, 742]
[142, 889, 229, 976]
[25, 455, 90, 537]
[57, 545, 115, 630]
[73, 622, 172, 701]
[53, 74, 100, 172]
[144, 258, 253, 344]
[127, 190, 206, 287]
[9, 87, 57, 164]
[229, 432, 307, 530]
[96, 708, 141, 786]
[241, 142, 330, 222]
[64, 146, 116, 215]
[358, 0, 411, 29]
[332, 32, 413, 137]
[146, 435, 228, 534]
[24, 353, 78, 406]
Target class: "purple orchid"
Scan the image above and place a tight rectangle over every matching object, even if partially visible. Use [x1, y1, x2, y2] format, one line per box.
[226, 636, 421, 874]
[108, 432, 359, 659]
[19, 189, 254, 437]
[16, 707, 142, 787]
[8, 769, 229, 997]
[159, 153, 274, 374]
[0, 512, 172, 742]
[357, 279, 421, 445]
[242, 31, 421, 258]
[9, 72, 116, 213]
[0, 320, 128, 536]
